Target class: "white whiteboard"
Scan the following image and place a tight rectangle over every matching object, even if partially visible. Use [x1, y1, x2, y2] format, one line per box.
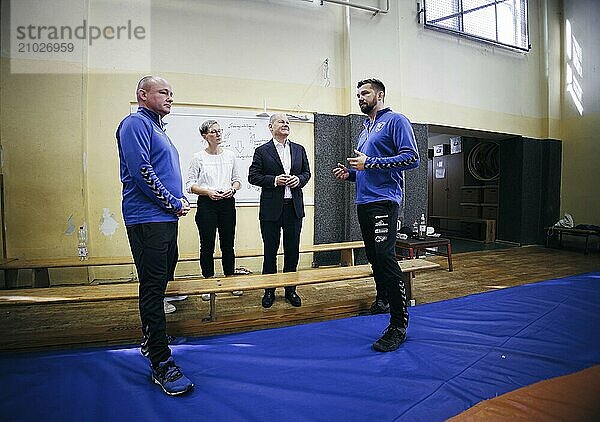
[129, 105, 313, 204]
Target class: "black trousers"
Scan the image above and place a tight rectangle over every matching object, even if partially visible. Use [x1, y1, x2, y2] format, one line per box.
[126, 221, 178, 366]
[195, 196, 236, 278]
[260, 201, 302, 293]
[357, 200, 408, 329]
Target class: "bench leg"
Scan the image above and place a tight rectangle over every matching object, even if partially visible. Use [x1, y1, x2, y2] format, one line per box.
[340, 249, 354, 267]
[446, 244, 453, 272]
[202, 293, 217, 322]
[4, 269, 18, 289]
[558, 232, 563, 249]
[33, 268, 50, 288]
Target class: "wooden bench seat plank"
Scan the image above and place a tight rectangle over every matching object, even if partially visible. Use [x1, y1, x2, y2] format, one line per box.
[167, 264, 374, 294]
[0, 265, 371, 305]
[0, 283, 140, 305]
[0, 256, 136, 270]
[0, 259, 439, 306]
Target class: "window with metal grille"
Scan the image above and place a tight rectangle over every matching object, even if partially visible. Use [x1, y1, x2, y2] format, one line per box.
[421, 0, 530, 51]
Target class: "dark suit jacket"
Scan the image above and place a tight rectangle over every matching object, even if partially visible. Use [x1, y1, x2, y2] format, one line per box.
[248, 139, 311, 221]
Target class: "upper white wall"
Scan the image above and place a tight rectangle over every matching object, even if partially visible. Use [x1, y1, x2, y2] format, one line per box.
[152, 0, 345, 87]
[137, 0, 554, 133]
[401, 2, 543, 117]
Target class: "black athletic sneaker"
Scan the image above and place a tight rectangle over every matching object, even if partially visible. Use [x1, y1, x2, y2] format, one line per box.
[369, 299, 390, 314]
[372, 325, 406, 352]
[151, 357, 194, 396]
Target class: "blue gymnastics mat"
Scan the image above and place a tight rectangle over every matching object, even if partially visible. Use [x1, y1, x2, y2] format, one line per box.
[2, 272, 599, 421]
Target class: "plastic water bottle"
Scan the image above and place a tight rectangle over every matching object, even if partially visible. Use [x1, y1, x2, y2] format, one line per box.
[77, 226, 88, 260]
[419, 214, 427, 239]
[412, 220, 419, 238]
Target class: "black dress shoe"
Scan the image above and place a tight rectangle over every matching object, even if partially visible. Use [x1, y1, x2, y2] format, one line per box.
[284, 291, 302, 307]
[262, 290, 275, 308]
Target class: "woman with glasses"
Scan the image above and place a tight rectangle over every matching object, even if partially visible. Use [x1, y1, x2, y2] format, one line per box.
[186, 120, 243, 298]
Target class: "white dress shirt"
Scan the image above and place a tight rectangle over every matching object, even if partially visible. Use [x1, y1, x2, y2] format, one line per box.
[273, 139, 292, 199]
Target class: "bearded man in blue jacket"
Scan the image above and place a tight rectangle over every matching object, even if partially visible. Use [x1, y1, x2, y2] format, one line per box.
[333, 78, 420, 352]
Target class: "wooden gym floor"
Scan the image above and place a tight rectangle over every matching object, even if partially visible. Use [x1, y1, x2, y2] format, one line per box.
[1, 246, 598, 353]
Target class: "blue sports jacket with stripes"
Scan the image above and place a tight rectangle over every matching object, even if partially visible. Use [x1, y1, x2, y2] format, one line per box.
[348, 107, 420, 205]
[116, 107, 186, 226]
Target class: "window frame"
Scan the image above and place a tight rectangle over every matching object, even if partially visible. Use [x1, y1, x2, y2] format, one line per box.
[422, 0, 531, 52]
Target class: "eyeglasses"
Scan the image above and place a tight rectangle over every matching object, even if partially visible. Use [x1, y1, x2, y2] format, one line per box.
[207, 129, 223, 134]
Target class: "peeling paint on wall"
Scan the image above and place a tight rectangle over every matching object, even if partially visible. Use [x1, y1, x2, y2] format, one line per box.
[64, 213, 75, 235]
[99, 208, 119, 236]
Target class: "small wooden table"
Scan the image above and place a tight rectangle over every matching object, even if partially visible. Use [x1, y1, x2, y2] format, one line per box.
[396, 236, 453, 272]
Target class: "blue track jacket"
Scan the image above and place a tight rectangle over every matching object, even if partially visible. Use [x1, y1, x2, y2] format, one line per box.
[116, 107, 186, 226]
[348, 107, 420, 205]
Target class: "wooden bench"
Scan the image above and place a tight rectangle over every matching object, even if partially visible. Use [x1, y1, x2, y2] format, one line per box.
[545, 226, 600, 255]
[0, 241, 366, 289]
[429, 215, 496, 243]
[0, 258, 440, 321]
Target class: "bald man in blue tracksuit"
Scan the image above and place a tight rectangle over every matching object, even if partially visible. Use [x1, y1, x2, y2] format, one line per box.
[117, 76, 193, 396]
[334, 78, 419, 353]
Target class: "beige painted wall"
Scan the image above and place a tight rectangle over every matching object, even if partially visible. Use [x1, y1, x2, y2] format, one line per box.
[1, 0, 597, 285]
[559, 0, 600, 224]
[561, 113, 600, 223]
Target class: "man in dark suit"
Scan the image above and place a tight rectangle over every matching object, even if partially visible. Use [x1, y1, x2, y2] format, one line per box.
[248, 113, 311, 308]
